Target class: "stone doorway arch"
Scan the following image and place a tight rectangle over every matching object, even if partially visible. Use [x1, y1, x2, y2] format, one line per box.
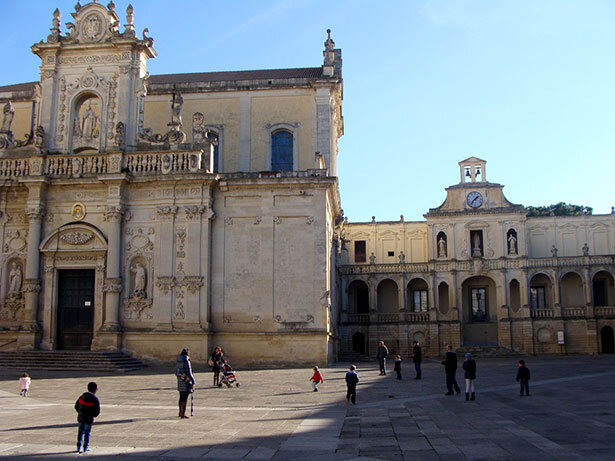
[352, 332, 366, 355]
[39, 223, 107, 351]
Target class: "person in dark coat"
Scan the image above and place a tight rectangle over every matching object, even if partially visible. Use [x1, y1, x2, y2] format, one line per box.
[441, 344, 461, 395]
[74, 381, 100, 453]
[412, 340, 422, 380]
[393, 355, 402, 380]
[516, 360, 531, 396]
[210, 346, 224, 387]
[462, 353, 476, 401]
[377, 341, 389, 375]
[176, 349, 195, 419]
[345, 365, 359, 405]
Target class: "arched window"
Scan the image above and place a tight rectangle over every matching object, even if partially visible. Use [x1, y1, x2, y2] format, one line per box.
[271, 130, 293, 171]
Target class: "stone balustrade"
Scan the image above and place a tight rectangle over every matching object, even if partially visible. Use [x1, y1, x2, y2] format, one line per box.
[339, 254, 615, 276]
[408, 311, 430, 322]
[595, 306, 615, 317]
[376, 313, 400, 323]
[0, 158, 29, 177]
[347, 313, 369, 324]
[530, 308, 554, 319]
[561, 306, 586, 318]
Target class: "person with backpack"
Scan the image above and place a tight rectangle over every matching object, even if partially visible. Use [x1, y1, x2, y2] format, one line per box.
[176, 348, 195, 419]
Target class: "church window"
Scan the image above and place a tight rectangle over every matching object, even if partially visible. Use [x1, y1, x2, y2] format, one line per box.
[412, 290, 428, 312]
[354, 241, 366, 263]
[387, 251, 394, 257]
[271, 130, 293, 171]
[530, 286, 546, 308]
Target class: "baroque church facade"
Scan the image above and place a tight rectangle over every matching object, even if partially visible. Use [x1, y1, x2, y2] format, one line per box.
[0, 2, 613, 364]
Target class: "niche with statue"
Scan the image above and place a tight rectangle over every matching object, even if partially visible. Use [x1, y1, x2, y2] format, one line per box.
[71, 94, 101, 153]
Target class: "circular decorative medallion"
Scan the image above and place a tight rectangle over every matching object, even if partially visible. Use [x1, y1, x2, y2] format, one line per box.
[80, 13, 105, 42]
[466, 191, 483, 208]
[71, 202, 86, 221]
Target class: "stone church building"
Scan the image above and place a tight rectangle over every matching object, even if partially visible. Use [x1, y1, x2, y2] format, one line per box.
[0, 2, 613, 364]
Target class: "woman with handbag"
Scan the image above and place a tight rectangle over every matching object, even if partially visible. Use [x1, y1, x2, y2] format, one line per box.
[209, 346, 224, 387]
[176, 349, 195, 419]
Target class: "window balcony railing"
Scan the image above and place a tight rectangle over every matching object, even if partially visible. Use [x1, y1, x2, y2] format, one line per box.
[595, 306, 615, 317]
[530, 308, 553, 319]
[561, 307, 586, 318]
[346, 313, 369, 324]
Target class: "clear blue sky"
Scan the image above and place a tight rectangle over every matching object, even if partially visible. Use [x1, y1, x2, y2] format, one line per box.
[1, 1, 614, 221]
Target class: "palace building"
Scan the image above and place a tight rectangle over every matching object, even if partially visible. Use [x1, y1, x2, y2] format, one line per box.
[338, 158, 615, 358]
[0, 2, 613, 364]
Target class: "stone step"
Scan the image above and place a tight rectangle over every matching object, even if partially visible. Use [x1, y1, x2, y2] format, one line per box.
[0, 351, 148, 372]
[337, 352, 371, 362]
[456, 345, 522, 357]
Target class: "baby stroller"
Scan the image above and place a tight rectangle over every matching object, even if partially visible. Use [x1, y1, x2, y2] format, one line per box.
[217, 360, 240, 388]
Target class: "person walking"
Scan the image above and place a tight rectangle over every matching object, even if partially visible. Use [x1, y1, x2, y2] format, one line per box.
[19, 372, 30, 397]
[462, 353, 476, 401]
[516, 360, 531, 396]
[377, 341, 389, 375]
[176, 348, 195, 419]
[441, 344, 461, 395]
[412, 341, 422, 380]
[345, 365, 359, 405]
[209, 346, 224, 387]
[74, 381, 100, 453]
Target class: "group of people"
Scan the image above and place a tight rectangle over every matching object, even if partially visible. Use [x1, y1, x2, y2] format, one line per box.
[14, 341, 534, 454]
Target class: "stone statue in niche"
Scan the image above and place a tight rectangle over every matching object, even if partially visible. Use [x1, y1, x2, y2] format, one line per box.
[192, 112, 206, 144]
[472, 233, 482, 257]
[8, 262, 22, 297]
[551, 245, 558, 257]
[582, 243, 590, 256]
[369, 252, 376, 264]
[1, 101, 14, 131]
[34, 125, 45, 148]
[131, 262, 147, 296]
[437, 235, 447, 258]
[507, 233, 517, 255]
[78, 101, 98, 140]
[170, 91, 183, 126]
[398, 251, 405, 263]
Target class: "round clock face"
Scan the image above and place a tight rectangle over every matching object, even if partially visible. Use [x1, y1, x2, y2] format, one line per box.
[467, 191, 483, 208]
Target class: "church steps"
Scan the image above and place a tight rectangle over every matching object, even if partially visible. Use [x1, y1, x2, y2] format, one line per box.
[0, 351, 147, 372]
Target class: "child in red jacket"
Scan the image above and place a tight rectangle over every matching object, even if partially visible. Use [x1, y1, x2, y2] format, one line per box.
[310, 366, 324, 392]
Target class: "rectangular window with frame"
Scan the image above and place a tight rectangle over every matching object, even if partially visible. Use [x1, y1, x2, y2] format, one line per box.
[530, 286, 546, 308]
[354, 240, 366, 263]
[412, 290, 428, 312]
[470, 287, 486, 321]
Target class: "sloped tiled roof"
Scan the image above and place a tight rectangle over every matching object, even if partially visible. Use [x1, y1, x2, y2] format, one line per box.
[0, 82, 37, 93]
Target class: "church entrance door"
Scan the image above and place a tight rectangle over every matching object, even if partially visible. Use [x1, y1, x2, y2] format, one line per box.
[56, 269, 95, 350]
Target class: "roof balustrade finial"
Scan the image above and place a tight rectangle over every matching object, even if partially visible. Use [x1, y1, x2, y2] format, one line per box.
[74, 1, 81, 12]
[126, 4, 134, 25]
[324, 28, 335, 51]
[107, 0, 116, 12]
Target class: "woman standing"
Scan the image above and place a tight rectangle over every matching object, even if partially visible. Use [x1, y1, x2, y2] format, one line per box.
[462, 353, 476, 401]
[210, 346, 224, 387]
[176, 349, 195, 418]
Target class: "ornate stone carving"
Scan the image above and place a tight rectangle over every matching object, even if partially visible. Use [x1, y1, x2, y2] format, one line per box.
[273, 216, 281, 225]
[1, 101, 15, 131]
[369, 252, 376, 264]
[156, 206, 178, 221]
[103, 278, 122, 293]
[254, 216, 262, 225]
[174, 300, 185, 319]
[22, 279, 41, 293]
[156, 276, 176, 295]
[179, 276, 204, 294]
[306, 216, 314, 225]
[192, 112, 207, 144]
[184, 205, 206, 220]
[176, 227, 186, 258]
[131, 262, 147, 296]
[139, 91, 186, 145]
[104, 206, 124, 222]
[47, 8, 61, 43]
[60, 231, 94, 245]
[115, 121, 125, 148]
[551, 245, 558, 257]
[123, 293, 153, 320]
[126, 228, 153, 252]
[25, 206, 46, 221]
[224, 217, 233, 226]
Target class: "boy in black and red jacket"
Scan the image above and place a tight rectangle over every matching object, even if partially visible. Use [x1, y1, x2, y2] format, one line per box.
[75, 382, 100, 453]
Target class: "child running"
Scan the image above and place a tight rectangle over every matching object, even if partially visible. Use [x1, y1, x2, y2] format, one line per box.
[19, 372, 30, 397]
[310, 366, 324, 392]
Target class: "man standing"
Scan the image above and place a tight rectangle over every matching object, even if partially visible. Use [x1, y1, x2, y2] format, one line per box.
[441, 344, 461, 395]
[377, 341, 389, 375]
[412, 340, 422, 380]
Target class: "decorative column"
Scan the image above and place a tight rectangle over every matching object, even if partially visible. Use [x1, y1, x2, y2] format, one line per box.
[22, 205, 46, 329]
[398, 274, 406, 321]
[340, 276, 349, 323]
[101, 205, 124, 332]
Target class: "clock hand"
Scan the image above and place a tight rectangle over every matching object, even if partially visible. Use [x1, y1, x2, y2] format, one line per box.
[471, 196, 480, 205]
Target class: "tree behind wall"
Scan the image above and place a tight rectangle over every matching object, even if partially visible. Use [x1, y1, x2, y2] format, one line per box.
[526, 202, 593, 217]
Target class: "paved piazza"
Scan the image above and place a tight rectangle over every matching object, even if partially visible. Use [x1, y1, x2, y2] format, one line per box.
[1, 355, 615, 460]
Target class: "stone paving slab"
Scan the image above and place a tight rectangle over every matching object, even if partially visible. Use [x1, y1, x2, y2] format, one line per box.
[1, 355, 615, 459]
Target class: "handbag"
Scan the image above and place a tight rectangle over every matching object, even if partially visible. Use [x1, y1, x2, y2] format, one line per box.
[207, 358, 214, 367]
